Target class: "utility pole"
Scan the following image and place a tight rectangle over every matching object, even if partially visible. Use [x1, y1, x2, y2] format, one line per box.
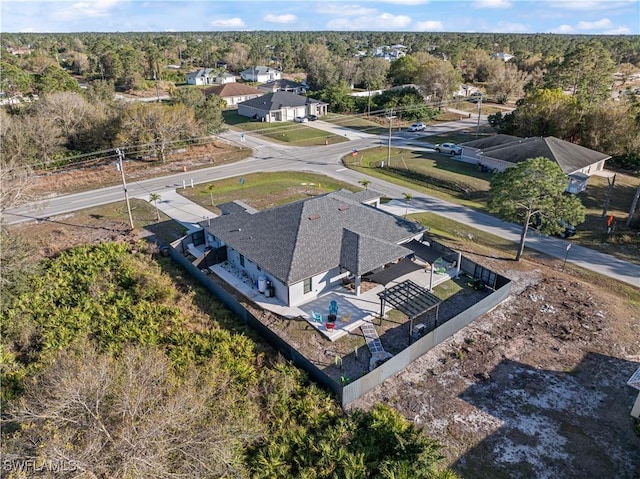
[386, 110, 396, 168]
[116, 148, 134, 230]
[154, 69, 160, 103]
[475, 95, 482, 138]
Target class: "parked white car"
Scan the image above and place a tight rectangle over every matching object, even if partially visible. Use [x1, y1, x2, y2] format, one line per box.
[435, 143, 462, 155]
[407, 122, 426, 132]
[294, 116, 308, 123]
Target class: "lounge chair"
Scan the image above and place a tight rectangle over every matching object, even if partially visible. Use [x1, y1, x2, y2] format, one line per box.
[311, 311, 323, 323]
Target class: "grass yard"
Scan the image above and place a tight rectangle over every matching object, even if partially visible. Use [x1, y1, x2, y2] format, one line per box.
[222, 111, 348, 146]
[575, 172, 640, 263]
[447, 99, 507, 116]
[344, 144, 639, 263]
[347, 146, 492, 209]
[412, 126, 496, 146]
[322, 113, 388, 135]
[179, 171, 357, 214]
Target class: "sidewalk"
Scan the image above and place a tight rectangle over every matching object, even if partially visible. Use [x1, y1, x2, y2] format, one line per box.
[135, 189, 215, 233]
[303, 120, 378, 140]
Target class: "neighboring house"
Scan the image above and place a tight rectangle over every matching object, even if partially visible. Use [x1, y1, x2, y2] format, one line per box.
[237, 91, 328, 122]
[491, 52, 515, 62]
[372, 45, 406, 61]
[213, 72, 237, 84]
[460, 135, 610, 194]
[258, 79, 306, 95]
[186, 68, 218, 85]
[240, 66, 282, 83]
[204, 83, 263, 107]
[198, 189, 425, 307]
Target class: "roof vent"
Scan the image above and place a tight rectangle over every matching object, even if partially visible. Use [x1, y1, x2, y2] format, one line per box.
[338, 205, 350, 211]
[308, 214, 321, 220]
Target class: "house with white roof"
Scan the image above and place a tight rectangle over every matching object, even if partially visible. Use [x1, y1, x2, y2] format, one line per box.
[240, 66, 282, 83]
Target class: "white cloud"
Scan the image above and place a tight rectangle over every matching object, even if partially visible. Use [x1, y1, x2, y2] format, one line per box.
[544, 0, 636, 11]
[211, 17, 245, 28]
[555, 24, 574, 33]
[316, 4, 378, 16]
[576, 18, 612, 29]
[494, 21, 529, 32]
[380, 0, 429, 5]
[264, 13, 297, 24]
[327, 12, 412, 30]
[604, 26, 631, 34]
[473, 0, 512, 8]
[414, 20, 444, 31]
[53, 0, 120, 20]
[551, 17, 628, 33]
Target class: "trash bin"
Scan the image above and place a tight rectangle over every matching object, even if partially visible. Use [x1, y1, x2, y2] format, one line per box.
[258, 276, 267, 294]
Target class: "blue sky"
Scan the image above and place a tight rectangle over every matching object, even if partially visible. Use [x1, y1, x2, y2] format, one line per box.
[2, 0, 638, 34]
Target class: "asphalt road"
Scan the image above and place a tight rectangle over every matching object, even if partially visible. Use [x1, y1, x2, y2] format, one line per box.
[5, 117, 639, 287]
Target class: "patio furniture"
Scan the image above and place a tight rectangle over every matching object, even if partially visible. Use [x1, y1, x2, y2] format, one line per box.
[329, 300, 338, 316]
[311, 311, 323, 323]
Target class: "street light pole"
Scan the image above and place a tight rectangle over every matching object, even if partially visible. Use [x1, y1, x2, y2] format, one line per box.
[116, 148, 135, 230]
[387, 111, 396, 168]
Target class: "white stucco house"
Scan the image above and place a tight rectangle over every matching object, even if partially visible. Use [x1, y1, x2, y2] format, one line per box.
[460, 135, 611, 194]
[191, 189, 429, 307]
[237, 91, 328, 122]
[240, 66, 282, 83]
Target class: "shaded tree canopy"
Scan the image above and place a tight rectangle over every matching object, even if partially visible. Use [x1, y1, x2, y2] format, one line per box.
[488, 157, 585, 261]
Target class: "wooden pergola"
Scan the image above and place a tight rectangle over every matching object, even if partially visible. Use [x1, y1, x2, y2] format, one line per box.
[377, 280, 442, 342]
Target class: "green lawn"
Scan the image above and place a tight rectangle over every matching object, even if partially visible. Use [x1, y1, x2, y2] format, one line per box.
[344, 143, 639, 263]
[222, 111, 348, 146]
[322, 114, 388, 135]
[347, 146, 492, 209]
[179, 171, 358, 214]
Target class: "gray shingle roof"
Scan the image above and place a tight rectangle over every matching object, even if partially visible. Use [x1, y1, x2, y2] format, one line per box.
[464, 136, 610, 174]
[205, 191, 424, 285]
[238, 91, 326, 111]
[258, 79, 305, 90]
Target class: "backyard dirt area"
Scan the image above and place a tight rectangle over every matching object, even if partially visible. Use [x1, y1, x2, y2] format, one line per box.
[349, 252, 640, 479]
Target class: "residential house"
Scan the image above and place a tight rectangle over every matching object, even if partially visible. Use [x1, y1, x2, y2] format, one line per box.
[491, 52, 515, 62]
[240, 66, 282, 83]
[237, 91, 328, 122]
[372, 45, 406, 61]
[198, 189, 426, 307]
[258, 79, 306, 95]
[460, 135, 610, 193]
[204, 83, 263, 108]
[186, 68, 218, 85]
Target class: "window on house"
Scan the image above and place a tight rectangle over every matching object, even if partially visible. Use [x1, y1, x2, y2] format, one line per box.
[303, 278, 312, 294]
[239, 255, 245, 267]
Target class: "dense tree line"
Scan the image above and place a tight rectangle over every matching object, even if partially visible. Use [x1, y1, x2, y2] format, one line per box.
[0, 242, 457, 478]
[2, 32, 639, 170]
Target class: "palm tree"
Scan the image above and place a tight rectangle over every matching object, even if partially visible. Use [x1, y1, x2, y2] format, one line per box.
[149, 192, 161, 221]
[359, 178, 371, 190]
[403, 192, 413, 218]
[206, 183, 215, 206]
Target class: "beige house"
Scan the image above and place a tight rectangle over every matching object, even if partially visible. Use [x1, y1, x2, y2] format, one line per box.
[204, 83, 263, 108]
